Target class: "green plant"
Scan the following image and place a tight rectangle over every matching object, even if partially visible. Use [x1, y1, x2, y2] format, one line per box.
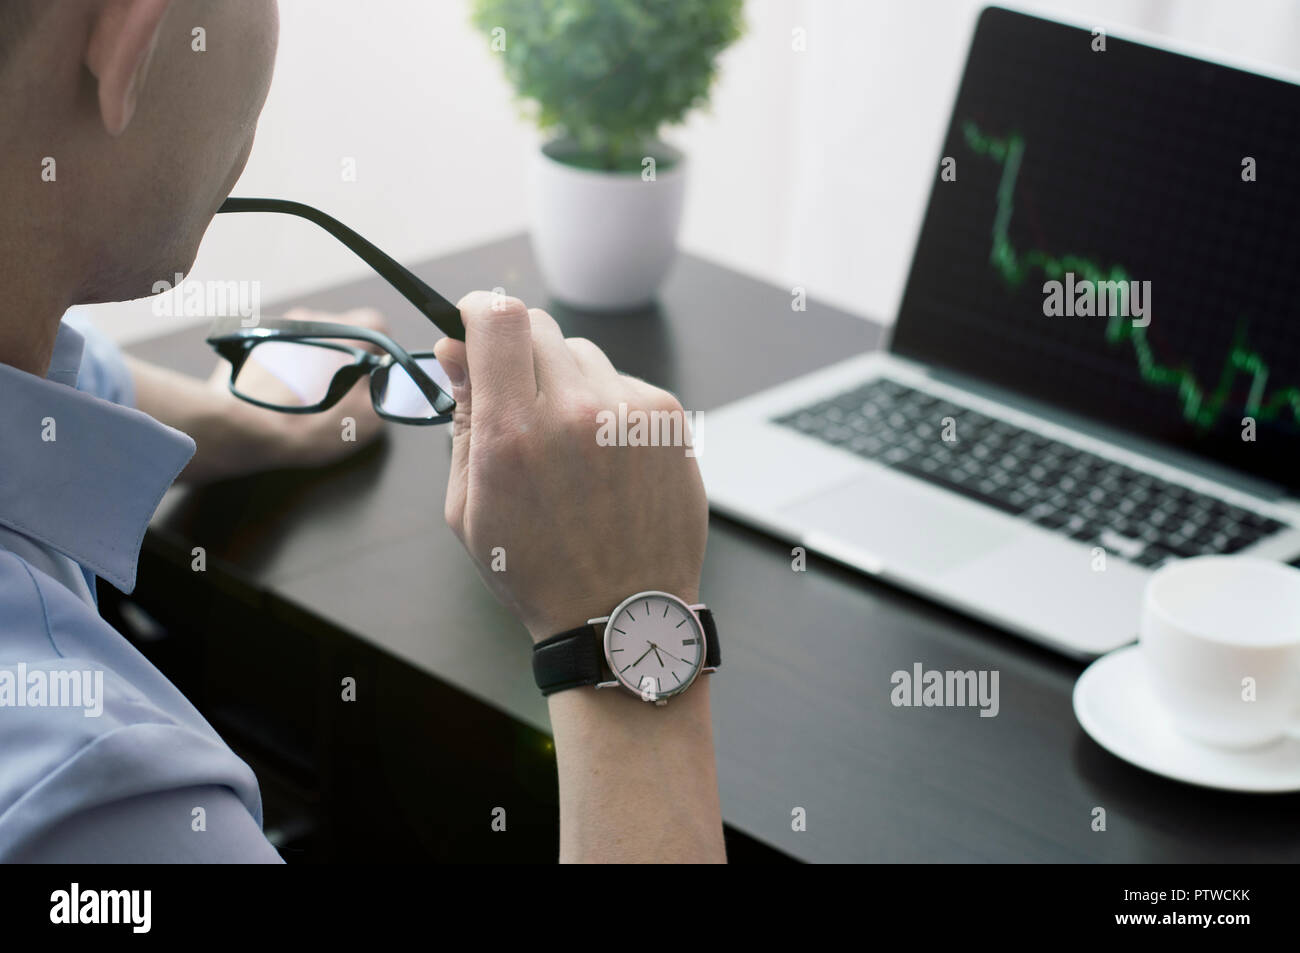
[473, 0, 744, 172]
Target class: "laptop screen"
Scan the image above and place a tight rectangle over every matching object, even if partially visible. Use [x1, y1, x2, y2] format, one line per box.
[891, 6, 1300, 493]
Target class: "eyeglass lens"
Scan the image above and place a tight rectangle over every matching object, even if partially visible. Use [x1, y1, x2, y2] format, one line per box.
[232, 339, 450, 420]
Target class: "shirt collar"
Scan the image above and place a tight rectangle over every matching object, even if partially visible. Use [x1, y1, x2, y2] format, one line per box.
[0, 323, 195, 593]
[44, 319, 87, 388]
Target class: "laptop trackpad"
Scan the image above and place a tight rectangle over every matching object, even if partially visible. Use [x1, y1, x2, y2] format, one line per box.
[780, 470, 1021, 575]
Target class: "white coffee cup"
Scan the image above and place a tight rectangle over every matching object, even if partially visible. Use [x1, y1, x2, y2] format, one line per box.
[1140, 556, 1300, 749]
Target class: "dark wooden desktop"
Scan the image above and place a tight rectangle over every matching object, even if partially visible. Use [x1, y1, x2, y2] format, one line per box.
[121, 234, 1300, 863]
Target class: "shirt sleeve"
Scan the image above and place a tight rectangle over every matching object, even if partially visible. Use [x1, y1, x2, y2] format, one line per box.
[6, 780, 282, 863]
[6, 785, 285, 863]
[0, 710, 281, 864]
[0, 554, 274, 863]
[61, 308, 137, 408]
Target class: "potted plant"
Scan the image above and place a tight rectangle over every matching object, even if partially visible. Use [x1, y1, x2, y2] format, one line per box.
[473, 0, 744, 311]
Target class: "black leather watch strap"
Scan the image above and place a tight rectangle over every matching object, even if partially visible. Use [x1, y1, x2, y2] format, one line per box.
[532, 623, 604, 697]
[532, 607, 719, 697]
[699, 609, 721, 669]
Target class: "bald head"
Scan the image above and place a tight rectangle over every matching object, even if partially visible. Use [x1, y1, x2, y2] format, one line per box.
[0, 0, 278, 369]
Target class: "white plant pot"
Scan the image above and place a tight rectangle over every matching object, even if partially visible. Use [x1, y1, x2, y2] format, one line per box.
[529, 140, 686, 311]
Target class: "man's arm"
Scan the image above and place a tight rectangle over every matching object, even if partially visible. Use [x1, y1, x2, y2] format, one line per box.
[433, 292, 726, 863]
[125, 308, 388, 484]
[546, 681, 724, 863]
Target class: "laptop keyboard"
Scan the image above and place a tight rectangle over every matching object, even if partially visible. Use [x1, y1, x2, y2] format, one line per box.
[773, 377, 1288, 568]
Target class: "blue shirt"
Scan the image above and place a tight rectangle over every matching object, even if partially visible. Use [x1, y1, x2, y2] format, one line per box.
[0, 317, 281, 862]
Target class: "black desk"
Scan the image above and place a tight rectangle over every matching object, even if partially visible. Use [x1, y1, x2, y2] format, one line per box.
[125, 234, 1300, 863]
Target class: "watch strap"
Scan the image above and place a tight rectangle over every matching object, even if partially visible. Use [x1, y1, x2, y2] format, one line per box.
[699, 609, 721, 669]
[532, 607, 719, 697]
[532, 623, 604, 697]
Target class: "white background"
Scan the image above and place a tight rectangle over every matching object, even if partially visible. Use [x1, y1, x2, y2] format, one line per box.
[83, 0, 1300, 343]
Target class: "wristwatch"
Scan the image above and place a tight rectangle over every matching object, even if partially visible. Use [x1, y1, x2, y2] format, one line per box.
[532, 590, 720, 705]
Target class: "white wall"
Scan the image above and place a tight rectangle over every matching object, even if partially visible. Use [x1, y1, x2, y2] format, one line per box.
[83, 0, 1300, 343]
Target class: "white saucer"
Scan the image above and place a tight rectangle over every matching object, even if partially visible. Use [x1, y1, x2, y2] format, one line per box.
[1073, 645, 1300, 793]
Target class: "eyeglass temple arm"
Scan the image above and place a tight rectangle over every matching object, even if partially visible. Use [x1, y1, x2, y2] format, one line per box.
[218, 197, 465, 341]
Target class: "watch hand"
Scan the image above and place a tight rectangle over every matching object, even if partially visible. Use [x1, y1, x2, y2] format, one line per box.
[648, 642, 689, 666]
[632, 644, 655, 666]
[652, 646, 664, 667]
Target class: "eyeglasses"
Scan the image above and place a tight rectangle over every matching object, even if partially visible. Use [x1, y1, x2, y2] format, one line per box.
[205, 197, 463, 425]
[208, 314, 456, 424]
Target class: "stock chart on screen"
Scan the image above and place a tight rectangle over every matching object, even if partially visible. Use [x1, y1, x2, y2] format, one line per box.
[893, 8, 1300, 490]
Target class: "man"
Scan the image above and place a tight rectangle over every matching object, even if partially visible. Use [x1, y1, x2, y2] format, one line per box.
[0, 0, 724, 863]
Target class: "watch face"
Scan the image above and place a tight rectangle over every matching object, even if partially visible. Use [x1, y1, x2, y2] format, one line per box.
[603, 591, 706, 702]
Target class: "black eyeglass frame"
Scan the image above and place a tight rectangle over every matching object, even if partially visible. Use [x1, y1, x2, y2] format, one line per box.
[203, 196, 465, 425]
[216, 197, 465, 340]
[206, 315, 456, 426]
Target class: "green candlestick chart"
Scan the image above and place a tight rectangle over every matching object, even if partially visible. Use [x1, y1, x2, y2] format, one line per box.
[961, 120, 1300, 429]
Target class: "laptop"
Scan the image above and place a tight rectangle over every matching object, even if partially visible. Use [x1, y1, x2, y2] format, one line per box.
[698, 6, 1300, 657]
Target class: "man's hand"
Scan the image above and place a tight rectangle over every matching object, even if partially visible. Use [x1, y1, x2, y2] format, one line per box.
[203, 307, 388, 469]
[433, 292, 707, 641]
[130, 308, 388, 484]
[434, 292, 724, 864]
